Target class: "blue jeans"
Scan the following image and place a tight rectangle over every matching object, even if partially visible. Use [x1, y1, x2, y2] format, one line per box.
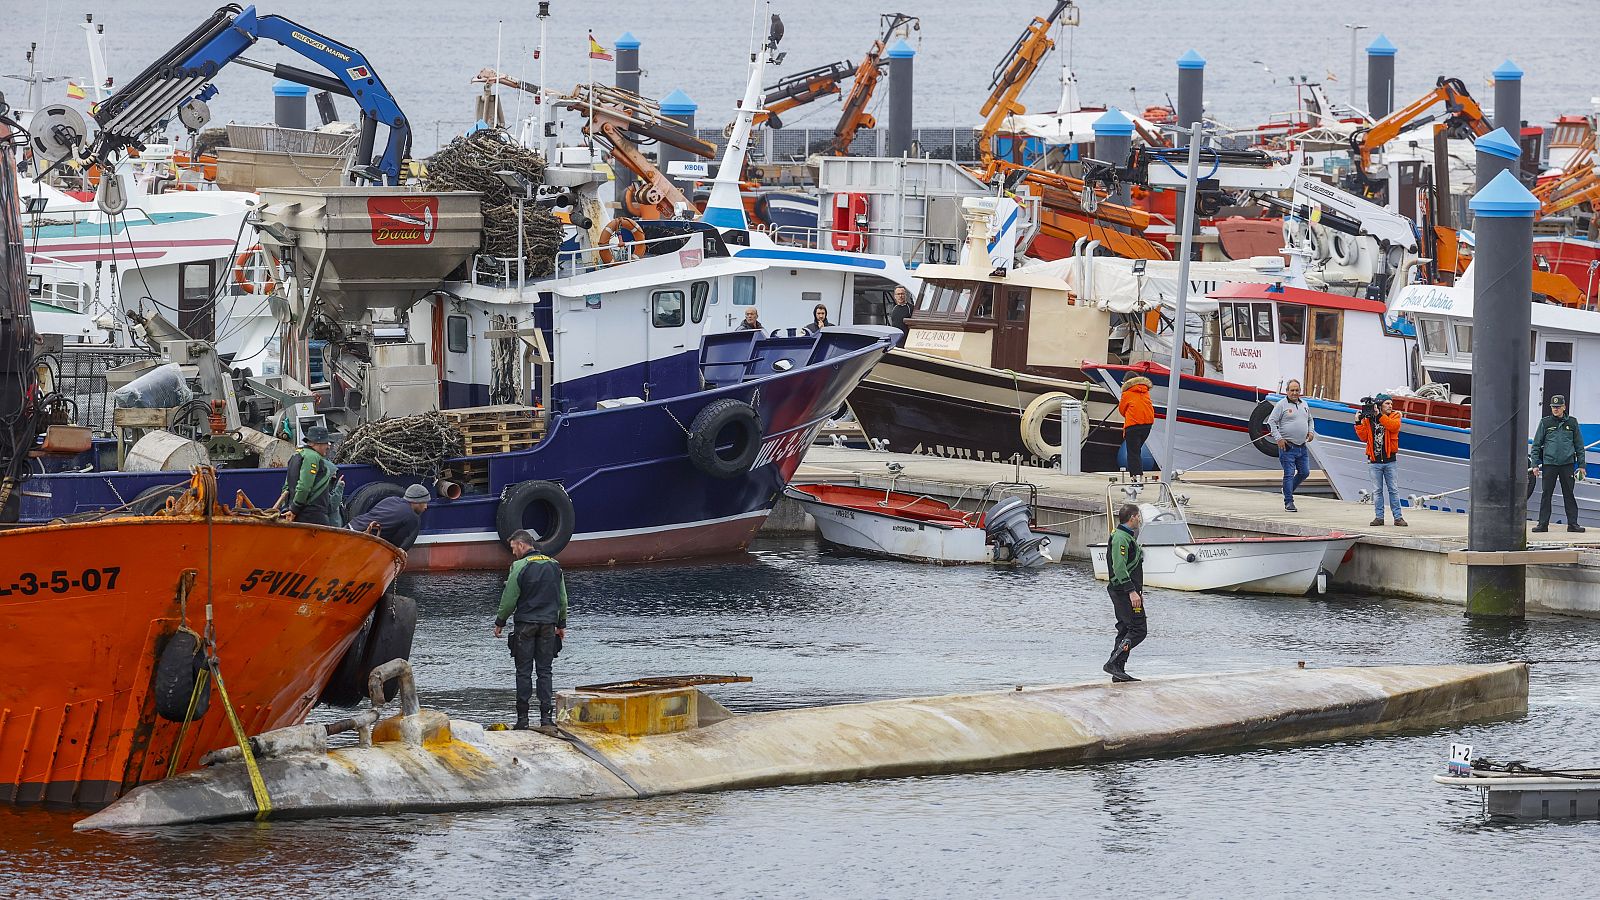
[1279, 443, 1310, 504]
[1370, 461, 1402, 520]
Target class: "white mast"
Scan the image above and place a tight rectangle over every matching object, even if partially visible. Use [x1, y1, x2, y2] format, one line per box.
[701, 6, 782, 231]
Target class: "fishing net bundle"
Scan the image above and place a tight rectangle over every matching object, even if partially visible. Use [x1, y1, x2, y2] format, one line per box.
[423, 129, 565, 278]
[334, 411, 465, 476]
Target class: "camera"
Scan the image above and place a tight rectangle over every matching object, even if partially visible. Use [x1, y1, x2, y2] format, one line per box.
[1359, 397, 1377, 420]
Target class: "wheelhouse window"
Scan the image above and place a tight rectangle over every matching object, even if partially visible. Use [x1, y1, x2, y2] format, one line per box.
[446, 315, 469, 353]
[1546, 340, 1574, 363]
[689, 281, 711, 324]
[1220, 304, 1237, 341]
[732, 276, 757, 306]
[1278, 304, 1305, 344]
[1252, 303, 1273, 341]
[1453, 322, 1473, 355]
[652, 290, 685, 327]
[1419, 318, 1448, 354]
[1006, 288, 1029, 322]
[972, 284, 995, 319]
[1312, 311, 1340, 345]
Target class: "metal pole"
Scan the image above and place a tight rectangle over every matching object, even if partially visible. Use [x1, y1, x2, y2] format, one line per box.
[1160, 123, 1204, 479]
[1366, 35, 1396, 119]
[1465, 169, 1539, 618]
[886, 39, 915, 157]
[1175, 52, 1204, 237]
[1344, 24, 1366, 107]
[1492, 60, 1523, 180]
[615, 33, 642, 193]
[516, 195, 525, 293]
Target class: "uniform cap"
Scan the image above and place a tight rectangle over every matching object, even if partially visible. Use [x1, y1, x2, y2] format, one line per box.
[305, 425, 332, 443]
[1551, 395, 1567, 406]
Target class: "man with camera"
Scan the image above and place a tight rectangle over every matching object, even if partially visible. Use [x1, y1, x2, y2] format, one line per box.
[1530, 394, 1587, 534]
[1354, 394, 1406, 526]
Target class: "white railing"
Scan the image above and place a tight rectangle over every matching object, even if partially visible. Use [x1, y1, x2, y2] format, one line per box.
[26, 254, 92, 312]
[765, 225, 961, 267]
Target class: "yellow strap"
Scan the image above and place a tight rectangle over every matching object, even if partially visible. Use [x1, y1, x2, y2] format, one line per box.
[209, 661, 273, 820]
[165, 665, 212, 779]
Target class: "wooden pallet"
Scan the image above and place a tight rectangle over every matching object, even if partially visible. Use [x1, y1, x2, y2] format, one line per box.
[444, 405, 546, 457]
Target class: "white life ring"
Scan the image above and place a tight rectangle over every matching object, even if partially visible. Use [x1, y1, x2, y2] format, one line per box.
[1020, 391, 1075, 461]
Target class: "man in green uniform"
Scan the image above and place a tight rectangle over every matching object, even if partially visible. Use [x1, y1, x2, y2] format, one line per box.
[493, 529, 568, 732]
[1531, 394, 1587, 533]
[1104, 503, 1146, 683]
[283, 425, 338, 526]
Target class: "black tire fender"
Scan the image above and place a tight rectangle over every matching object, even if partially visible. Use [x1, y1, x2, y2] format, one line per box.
[131, 483, 187, 516]
[686, 398, 762, 479]
[1246, 400, 1282, 458]
[343, 481, 406, 524]
[317, 613, 375, 708]
[153, 630, 211, 722]
[362, 592, 418, 704]
[496, 480, 576, 555]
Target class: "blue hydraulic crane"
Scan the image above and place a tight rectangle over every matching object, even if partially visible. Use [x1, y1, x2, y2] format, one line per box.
[87, 4, 410, 184]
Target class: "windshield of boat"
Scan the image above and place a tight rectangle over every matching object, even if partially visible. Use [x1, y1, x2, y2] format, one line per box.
[916, 279, 977, 320]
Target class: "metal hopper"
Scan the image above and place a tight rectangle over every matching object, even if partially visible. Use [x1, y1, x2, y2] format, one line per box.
[256, 187, 483, 320]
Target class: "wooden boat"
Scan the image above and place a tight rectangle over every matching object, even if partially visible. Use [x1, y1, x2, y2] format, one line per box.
[1089, 480, 1355, 595]
[0, 469, 404, 807]
[785, 482, 1053, 565]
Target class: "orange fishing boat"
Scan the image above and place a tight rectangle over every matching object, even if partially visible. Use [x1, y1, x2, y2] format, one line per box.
[0, 470, 405, 807]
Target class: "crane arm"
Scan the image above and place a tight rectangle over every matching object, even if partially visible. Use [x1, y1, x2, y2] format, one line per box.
[1352, 77, 1490, 178]
[826, 47, 886, 156]
[595, 122, 692, 219]
[1287, 174, 1419, 251]
[1542, 170, 1600, 218]
[754, 60, 854, 129]
[1533, 131, 1595, 202]
[975, 1, 1074, 179]
[87, 4, 410, 183]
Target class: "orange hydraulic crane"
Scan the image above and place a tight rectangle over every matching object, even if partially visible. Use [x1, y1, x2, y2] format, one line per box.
[1350, 77, 1491, 184]
[988, 159, 1171, 260]
[1533, 125, 1595, 206]
[565, 84, 719, 220]
[975, 0, 1077, 180]
[1542, 169, 1600, 219]
[753, 60, 855, 129]
[821, 13, 918, 157]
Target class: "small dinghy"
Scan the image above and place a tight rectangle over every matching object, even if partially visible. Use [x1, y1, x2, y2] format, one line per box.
[1434, 742, 1600, 819]
[785, 481, 1055, 566]
[1090, 480, 1356, 595]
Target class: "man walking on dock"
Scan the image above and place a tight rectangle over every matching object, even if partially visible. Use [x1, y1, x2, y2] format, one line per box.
[1531, 395, 1587, 533]
[1267, 380, 1315, 512]
[494, 530, 569, 733]
[1355, 394, 1406, 526]
[1104, 503, 1146, 683]
[282, 425, 338, 526]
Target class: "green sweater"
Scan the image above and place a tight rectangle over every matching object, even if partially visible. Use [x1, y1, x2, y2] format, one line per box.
[1107, 524, 1144, 591]
[1530, 414, 1586, 468]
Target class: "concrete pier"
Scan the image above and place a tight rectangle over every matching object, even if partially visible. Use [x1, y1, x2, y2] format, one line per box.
[779, 448, 1600, 618]
[75, 663, 1526, 829]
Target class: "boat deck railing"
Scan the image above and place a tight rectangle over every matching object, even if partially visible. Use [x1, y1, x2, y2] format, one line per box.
[26, 254, 92, 312]
[764, 225, 961, 268]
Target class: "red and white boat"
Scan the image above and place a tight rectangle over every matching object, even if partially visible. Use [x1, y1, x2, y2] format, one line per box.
[784, 482, 1053, 566]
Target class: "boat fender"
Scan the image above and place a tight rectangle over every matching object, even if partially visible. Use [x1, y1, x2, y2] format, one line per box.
[1175, 546, 1198, 563]
[1020, 392, 1074, 462]
[1331, 231, 1360, 266]
[686, 399, 763, 479]
[153, 630, 211, 722]
[362, 592, 419, 704]
[496, 480, 576, 554]
[317, 613, 376, 708]
[343, 481, 406, 523]
[130, 482, 188, 516]
[1245, 400, 1283, 458]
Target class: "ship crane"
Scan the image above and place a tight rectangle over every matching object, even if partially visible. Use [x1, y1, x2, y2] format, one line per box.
[563, 84, 718, 220]
[1348, 77, 1491, 195]
[975, 0, 1077, 180]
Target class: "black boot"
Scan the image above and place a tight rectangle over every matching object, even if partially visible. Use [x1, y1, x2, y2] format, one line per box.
[514, 703, 531, 730]
[534, 709, 559, 736]
[1103, 648, 1137, 683]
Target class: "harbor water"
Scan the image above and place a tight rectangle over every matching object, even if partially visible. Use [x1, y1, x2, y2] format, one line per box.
[4, 0, 1596, 151]
[3, 537, 1596, 897]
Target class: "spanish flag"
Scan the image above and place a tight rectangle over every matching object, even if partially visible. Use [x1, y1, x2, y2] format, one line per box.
[588, 32, 612, 61]
[66, 81, 87, 100]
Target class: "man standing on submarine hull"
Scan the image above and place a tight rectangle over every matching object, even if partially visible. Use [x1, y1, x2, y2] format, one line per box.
[1104, 503, 1146, 683]
[494, 529, 568, 733]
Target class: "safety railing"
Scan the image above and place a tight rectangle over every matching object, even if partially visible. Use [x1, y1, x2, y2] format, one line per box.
[765, 225, 962, 267]
[26, 254, 92, 312]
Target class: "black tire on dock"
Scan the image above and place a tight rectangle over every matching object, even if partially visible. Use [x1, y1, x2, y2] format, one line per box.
[363, 592, 418, 704]
[343, 481, 406, 524]
[317, 613, 375, 708]
[130, 483, 188, 516]
[496, 481, 576, 555]
[1246, 400, 1282, 458]
[153, 630, 211, 722]
[686, 398, 762, 479]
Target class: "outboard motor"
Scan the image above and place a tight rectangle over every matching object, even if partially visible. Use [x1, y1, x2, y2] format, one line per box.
[986, 496, 1052, 568]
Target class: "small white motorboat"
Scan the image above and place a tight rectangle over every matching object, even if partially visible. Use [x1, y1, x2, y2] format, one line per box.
[1433, 742, 1600, 819]
[785, 481, 1055, 566]
[1090, 480, 1356, 595]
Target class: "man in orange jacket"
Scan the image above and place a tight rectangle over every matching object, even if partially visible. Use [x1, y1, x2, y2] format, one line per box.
[1118, 375, 1156, 479]
[1354, 394, 1406, 526]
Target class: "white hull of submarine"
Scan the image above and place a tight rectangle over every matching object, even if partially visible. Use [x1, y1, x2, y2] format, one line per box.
[77, 663, 1528, 830]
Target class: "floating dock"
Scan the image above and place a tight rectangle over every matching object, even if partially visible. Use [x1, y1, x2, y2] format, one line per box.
[76, 662, 1525, 829]
[771, 448, 1600, 618]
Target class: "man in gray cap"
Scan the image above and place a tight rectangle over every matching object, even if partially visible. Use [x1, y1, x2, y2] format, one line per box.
[348, 484, 431, 551]
[282, 425, 338, 526]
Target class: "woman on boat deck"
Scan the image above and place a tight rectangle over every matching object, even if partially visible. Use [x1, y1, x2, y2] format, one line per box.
[802, 303, 833, 335]
[1119, 375, 1156, 479]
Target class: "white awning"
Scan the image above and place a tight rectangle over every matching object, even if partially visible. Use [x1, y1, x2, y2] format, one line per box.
[1060, 257, 1287, 313]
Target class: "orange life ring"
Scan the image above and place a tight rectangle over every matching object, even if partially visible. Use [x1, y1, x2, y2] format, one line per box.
[233, 248, 276, 295]
[596, 217, 646, 264]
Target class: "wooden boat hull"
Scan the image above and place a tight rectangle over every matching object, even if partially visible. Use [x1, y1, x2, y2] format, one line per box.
[0, 517, 403, 807]
[785, 485, 990, 564]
